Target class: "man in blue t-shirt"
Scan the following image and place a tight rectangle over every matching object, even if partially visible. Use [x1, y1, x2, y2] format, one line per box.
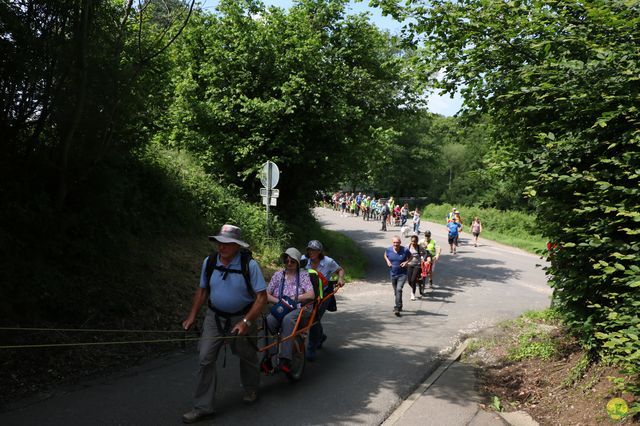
[447, 218, 462, 254]
[384, 236, 411, 316]
[182, 224, 267, 423]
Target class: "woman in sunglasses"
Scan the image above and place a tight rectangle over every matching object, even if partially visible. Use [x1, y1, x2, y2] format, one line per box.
[264, 247, 315, 373]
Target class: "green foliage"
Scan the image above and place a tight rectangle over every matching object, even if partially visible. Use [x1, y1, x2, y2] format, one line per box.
[368, 113, 518, 208]
[501, 309, 563, 361]
[563, 353, 591, 388]
[162, 0, 420, 217]
[0, 141, 283, 325]
[144, 145, 286, 255]
[508, 330, 557, 361]
[521, 309, 562, 323]
[489, 395, 503, 412]
[383, 0, 640, 396]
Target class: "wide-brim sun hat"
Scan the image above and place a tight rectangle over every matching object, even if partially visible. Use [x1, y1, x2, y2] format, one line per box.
[208, 224, 249, 248]
[282, 247, 302, 266]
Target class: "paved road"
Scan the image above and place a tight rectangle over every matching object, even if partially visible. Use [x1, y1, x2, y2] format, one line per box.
[1, 208, 551, 425]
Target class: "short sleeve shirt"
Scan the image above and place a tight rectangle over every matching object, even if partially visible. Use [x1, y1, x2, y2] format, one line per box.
[199, 253, 266, 313]
[385, 246, 410, 277]
[301, 255, 341, 281]
[267, 270, 313, 299]
[447, 222, 461, 236]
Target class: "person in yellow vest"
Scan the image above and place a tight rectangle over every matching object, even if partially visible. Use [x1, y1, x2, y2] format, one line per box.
[419, 230, 441, 292]
[446, 207, 457, 223]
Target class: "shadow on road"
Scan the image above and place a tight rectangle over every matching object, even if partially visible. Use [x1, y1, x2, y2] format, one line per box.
[210, 307, 448, 425]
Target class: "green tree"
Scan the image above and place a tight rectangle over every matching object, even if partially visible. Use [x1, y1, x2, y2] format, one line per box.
[0, 0, 197, 320]
[162, 0, 419, 216]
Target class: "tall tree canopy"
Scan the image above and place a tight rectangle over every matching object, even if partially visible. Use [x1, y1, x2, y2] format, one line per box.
[161, 0, 421, 213]
[0, 0, 194, 211]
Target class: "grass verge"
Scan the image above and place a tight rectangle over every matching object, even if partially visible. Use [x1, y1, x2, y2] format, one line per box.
[420, 203, 546, 255]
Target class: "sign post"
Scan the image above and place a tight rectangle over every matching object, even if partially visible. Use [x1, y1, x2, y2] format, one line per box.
[260, 161, 280, 236]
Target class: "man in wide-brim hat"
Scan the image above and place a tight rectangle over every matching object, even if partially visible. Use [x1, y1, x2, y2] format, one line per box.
[182, 224, 267, 423]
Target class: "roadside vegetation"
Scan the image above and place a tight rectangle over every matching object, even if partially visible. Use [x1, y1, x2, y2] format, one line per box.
[463, 309, 638, 424]
[419, 204, 545, 254]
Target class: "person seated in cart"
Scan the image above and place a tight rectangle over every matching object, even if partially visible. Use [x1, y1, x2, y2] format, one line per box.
[262, 247, 315, 373]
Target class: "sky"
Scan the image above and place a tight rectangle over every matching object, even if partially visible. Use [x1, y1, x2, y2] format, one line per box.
[198, 0, 463, 116]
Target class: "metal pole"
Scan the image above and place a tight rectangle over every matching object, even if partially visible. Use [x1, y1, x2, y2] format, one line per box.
[266, 161, 271, 238]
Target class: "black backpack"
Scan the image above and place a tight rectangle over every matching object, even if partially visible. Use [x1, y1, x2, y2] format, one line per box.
[204, 249, 255, 298]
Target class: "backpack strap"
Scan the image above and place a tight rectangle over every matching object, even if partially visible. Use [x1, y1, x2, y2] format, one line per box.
[306, 269, 325, 299]
[278, 270, 300, 304]
[204, 251, 255, 299]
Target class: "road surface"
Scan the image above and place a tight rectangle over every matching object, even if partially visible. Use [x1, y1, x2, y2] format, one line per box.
[1, 207, 551, 425]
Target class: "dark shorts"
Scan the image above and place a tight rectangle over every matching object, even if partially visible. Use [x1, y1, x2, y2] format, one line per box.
[448, 235, 457, 244]
[472, 232, 480, 237]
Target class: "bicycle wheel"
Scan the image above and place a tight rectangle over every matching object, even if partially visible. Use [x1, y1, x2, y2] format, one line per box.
[286, 335, 306, 382]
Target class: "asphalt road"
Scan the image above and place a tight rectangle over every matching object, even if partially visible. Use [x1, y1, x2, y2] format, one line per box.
[1, 208, 552, 426]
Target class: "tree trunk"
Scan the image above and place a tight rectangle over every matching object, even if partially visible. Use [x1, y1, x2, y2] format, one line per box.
[56, 0, 91, 211]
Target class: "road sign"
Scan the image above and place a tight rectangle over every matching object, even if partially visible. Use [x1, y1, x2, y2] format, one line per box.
[260, 161, 280, 189]
[262, 196, 277, 206]
[259, 188, 279, 198]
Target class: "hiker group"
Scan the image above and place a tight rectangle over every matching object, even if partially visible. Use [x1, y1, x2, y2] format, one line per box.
[327, 192, 426, 234]
[181, 225, 345, 424]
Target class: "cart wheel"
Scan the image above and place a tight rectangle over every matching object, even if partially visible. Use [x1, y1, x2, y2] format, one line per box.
[286, 335, 306, 382]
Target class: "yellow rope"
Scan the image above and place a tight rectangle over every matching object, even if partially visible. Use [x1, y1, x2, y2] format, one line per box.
[0, 334, 269, 349]
[0, 327, 189, 333]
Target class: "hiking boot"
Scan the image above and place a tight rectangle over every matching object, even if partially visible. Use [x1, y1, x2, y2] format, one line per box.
[394, 309, 401, 317]
[182, 409, 214, 424]
[242, 390, 258, 404]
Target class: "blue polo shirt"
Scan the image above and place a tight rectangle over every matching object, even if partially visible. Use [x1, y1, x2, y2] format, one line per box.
[385, 246, 411, 278]
[199, 252, 266, 313]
